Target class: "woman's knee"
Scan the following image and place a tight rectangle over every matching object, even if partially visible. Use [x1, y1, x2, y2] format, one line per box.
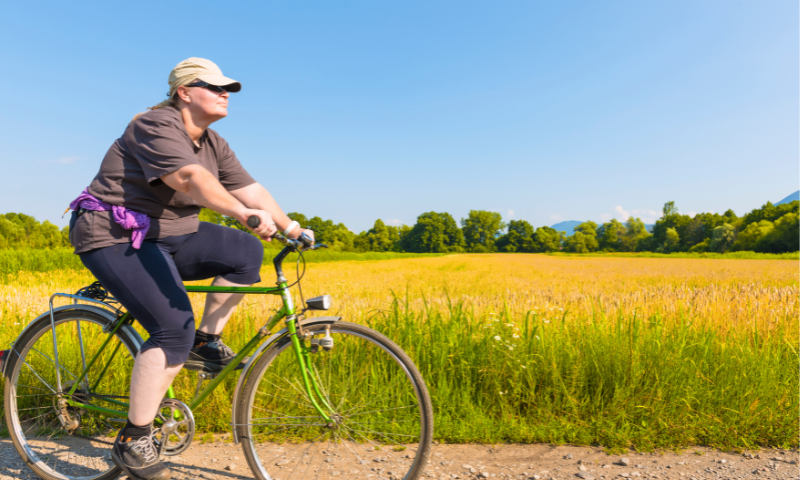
[172, 222, 264, 284]
[225, 230, 263, 284]
[242, 231, 265, 263]
[142, 320, 196, 365]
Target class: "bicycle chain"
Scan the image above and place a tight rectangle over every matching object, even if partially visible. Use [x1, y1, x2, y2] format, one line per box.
[66, 391, 130, 401]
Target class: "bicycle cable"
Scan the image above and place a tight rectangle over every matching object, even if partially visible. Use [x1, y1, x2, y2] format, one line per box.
[274, 246, 307, 297]
[295, 249, 307, 308]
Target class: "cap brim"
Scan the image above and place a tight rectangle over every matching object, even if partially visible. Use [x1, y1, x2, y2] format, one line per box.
[196, 73, 241, 92]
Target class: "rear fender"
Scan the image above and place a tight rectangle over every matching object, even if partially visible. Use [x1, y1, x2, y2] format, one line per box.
[3, 305, 144, 378]
[231, 316, 341, 444]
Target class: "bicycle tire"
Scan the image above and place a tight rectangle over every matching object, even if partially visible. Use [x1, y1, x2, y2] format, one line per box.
[4, 308, 139, 480]
[236, 320, 433, 480]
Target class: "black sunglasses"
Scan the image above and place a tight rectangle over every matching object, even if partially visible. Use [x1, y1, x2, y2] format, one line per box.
[184, 81, 234, 94]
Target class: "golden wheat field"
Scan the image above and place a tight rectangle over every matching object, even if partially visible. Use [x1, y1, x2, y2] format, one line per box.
[1, 253, 797, 339]
[1, 254, 798, 448]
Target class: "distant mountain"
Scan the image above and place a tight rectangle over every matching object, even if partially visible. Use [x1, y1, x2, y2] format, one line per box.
[551, 220, 654, 235]
[775, 191, 799, 206]
[550, 221, 583, 235]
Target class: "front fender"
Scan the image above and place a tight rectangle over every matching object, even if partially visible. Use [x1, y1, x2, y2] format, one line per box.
[230, 316, 341, 444]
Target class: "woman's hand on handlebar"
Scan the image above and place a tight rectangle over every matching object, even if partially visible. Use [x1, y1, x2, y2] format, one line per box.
[241, 209, 277, 240]
[289, 228, 315, 245]
[243, 212, 314, 247]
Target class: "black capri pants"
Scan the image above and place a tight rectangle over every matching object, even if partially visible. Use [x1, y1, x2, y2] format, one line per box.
[80, 222, 264, 366]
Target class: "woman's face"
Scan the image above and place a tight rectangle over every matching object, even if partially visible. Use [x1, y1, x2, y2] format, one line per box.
[178, 83, 230, 122]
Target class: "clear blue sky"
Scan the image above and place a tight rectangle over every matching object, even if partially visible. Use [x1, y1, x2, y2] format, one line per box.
[1, 1, 797, 233]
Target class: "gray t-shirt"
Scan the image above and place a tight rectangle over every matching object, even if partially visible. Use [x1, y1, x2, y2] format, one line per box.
[71, 107, 255, 253]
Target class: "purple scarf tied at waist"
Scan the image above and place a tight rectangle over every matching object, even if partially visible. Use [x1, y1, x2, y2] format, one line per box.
[69, 189, 151, 249]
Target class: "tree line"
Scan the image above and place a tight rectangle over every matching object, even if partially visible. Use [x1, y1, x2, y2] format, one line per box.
[219, 200, 800, 254]
[0, 213, 67, 249]
[0, 200, 797, 254]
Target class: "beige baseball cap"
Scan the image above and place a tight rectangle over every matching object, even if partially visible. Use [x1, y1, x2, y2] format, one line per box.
[138, 57, 242, 118]
[167, 57, 241, 98]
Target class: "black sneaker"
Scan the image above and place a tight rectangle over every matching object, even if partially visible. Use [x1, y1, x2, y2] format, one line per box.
[111, 430, 171, 480]
[184, 338, 248, 372]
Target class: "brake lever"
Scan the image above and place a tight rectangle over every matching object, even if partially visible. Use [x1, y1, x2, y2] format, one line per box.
[297, 243, 328, 252]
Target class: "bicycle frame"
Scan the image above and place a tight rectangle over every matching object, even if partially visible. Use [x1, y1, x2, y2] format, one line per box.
[55, 241, 336, 426]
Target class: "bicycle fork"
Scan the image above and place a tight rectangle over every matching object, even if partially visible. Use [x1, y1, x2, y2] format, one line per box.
[279, 283, 336, 425]
[285, 318, 336, 424]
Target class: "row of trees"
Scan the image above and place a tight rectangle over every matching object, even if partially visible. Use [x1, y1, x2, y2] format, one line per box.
[0, 213, 68, 249]
[507, 200, 798, 254]
[1, 200, 797, 254]
[286, 200, 800, 254]
[634, 200, 798, 254]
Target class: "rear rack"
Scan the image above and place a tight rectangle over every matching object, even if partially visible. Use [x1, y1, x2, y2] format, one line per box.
[45, 283, 125, 392]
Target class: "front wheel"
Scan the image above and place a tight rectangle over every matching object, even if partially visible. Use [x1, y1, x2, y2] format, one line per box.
[237, 320, 433, 480]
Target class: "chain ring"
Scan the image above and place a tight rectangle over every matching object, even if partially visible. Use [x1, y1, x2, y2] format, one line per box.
[155, 398, 195, 456]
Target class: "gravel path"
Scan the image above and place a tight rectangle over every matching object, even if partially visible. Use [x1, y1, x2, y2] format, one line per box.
[0, 437, 796, 480]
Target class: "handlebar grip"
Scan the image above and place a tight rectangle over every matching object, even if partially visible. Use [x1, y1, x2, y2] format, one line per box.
[247, 216, 260, 229]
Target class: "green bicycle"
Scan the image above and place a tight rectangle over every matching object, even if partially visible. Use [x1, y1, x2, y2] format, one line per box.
[2, 226, 433, 480]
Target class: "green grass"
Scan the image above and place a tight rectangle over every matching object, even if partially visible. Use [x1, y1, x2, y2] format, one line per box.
[0, 247, 444, 276]
[371, 294, 798, 450]
[0, 248, 85, 275]
[0, 251, 796, 449]
[547, 251, 799, 260]
[2, 290, 795, 450]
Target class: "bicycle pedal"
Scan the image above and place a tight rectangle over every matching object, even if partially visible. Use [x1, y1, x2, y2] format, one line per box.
[182, 362, 214, 373]
[182, 360, 245, 373]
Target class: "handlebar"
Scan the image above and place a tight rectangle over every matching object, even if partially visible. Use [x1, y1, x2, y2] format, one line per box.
[246, 215, 326, 285]
[246, 216, 325, 251]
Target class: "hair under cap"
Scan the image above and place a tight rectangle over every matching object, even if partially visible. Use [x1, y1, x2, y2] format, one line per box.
[137, 57, 241, 117]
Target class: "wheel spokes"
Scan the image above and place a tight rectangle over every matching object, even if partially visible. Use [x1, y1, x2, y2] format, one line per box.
[8, 314, 135, 480]
[243, 324, 428, 480]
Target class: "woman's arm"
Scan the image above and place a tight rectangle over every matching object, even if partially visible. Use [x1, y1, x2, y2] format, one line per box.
[229, 183, 291, 231]
[160, 164, 278, 239]
[229, 183, 314, 241]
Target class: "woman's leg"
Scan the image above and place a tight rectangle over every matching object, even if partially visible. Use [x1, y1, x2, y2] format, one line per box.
[172, 222, 265, 335]
[80, 242, 196, 426]
[198, 276, 247, 335]
[128, 349, 183, 425]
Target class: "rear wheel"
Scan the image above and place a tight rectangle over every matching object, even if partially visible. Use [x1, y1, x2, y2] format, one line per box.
[237, 320, 433, 480]
[4, 309, 137, 480]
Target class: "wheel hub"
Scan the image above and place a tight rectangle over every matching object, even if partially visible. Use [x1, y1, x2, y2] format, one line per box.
[326, 413, 344, 430]
[53, 395, 81, 432]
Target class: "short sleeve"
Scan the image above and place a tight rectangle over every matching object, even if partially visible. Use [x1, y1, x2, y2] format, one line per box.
[214, 134, 256, 191]
[129, 115, 201, 185]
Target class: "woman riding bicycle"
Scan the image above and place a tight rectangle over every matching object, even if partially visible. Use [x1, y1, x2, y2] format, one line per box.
[68, 57, 312, 480]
